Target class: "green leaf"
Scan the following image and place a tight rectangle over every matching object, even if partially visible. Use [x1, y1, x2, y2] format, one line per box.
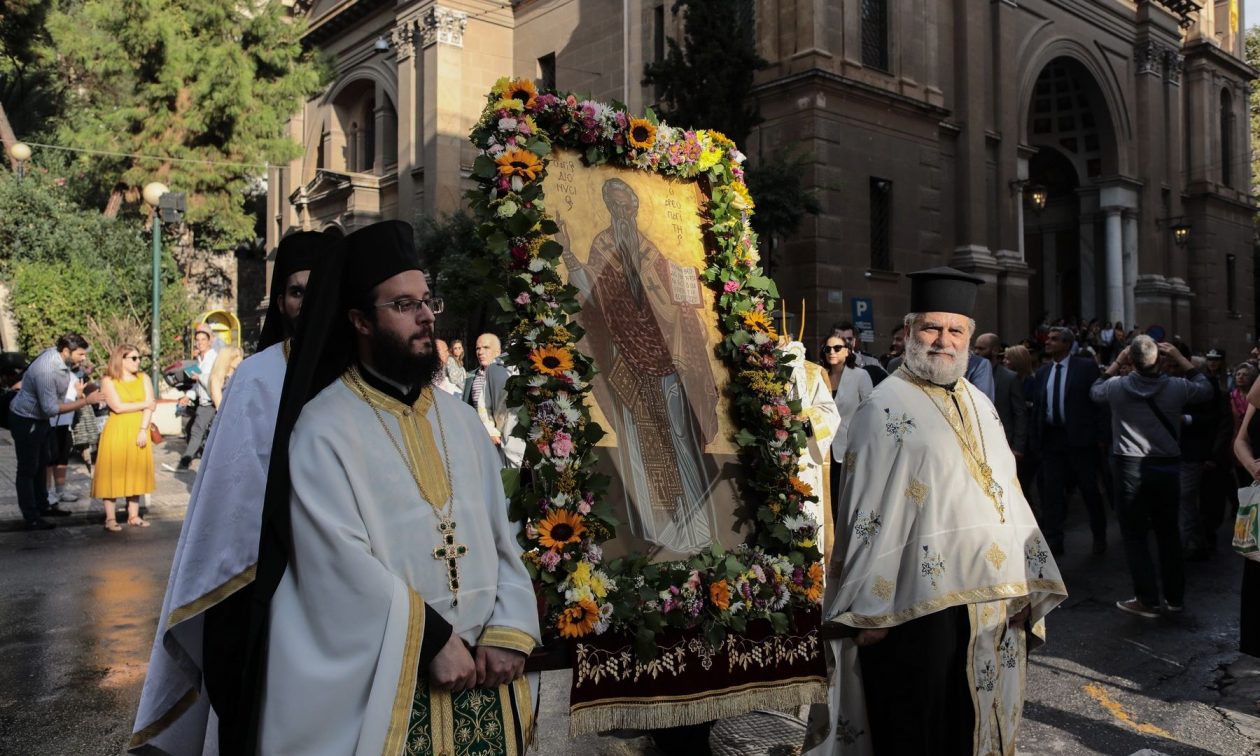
[473, 154, 499, 178]
[501, 467, 521, 498]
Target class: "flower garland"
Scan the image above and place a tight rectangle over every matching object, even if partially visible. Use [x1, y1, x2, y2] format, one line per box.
[467, 78, 823, 659]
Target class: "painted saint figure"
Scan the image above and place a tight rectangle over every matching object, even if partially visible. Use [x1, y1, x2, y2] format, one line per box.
[563, 178, 720, 556]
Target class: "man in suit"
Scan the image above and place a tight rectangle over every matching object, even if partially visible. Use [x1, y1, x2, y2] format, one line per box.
[975, 333, 1026, 458]
[463, 332, 523, 467]
[1031, 326, 1109, 555]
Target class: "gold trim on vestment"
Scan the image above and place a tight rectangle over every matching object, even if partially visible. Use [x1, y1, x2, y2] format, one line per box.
[127, 686, 199, 749]
[430, 687, 455, 755]
[965, 603, 982, 755]
[821, 459, 834, 558]
[282, 338, 291, 361]
[567, 677, 827, 736]
[513, 675, 534, 750]
[342, 371, 452, 512]
[478, 626, 537, 655]
[895, 369, 1009, 520]
[165, 562, 257, 630]
[833, 579, 1068, 628]
[385, 588, 426, 755]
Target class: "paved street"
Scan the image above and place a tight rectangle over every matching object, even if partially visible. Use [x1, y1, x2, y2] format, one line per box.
[0, 435, 1258, 754]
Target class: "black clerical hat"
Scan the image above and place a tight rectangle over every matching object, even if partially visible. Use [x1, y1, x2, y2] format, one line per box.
[907, 266, 985, 317]
[258, 231, 342, 349]
[342, 220, 423, 305]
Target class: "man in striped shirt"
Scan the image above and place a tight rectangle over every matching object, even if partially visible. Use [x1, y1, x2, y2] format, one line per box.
[9, 333, 104, 530]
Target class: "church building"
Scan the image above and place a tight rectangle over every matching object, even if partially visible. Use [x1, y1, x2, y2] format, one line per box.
[266, 0, 1256, 353]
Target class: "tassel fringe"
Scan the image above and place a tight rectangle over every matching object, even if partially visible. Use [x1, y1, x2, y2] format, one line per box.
[567, 678, 826, 736]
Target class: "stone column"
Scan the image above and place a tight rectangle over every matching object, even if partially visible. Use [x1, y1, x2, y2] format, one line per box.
[392, 16, 421, 224]
[1104, 208, 1124, 326]
[420, 6, 467, 217]
[1122, 211, 1139, 328]
[1042, 230, 1057, 315]
[1077, 190, 1097, 321]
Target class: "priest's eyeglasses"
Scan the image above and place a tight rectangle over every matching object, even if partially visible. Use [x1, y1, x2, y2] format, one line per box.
[374, 297, 444, 316]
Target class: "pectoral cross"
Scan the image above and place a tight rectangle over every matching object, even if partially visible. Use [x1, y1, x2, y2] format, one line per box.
[433, 518, 468, 607]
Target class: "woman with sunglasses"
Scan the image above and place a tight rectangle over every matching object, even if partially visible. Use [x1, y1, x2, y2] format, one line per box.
[91, 344, 156, 531]
[821, 331, 873, 517]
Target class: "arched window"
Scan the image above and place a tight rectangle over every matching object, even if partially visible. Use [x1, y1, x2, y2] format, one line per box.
[1220, 88, 1234, 188]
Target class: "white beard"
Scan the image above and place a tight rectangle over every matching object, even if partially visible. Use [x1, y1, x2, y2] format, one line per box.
[904, 336, 968, 385]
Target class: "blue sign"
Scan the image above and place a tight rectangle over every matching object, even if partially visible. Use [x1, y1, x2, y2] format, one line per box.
[852, 297, 875, 342]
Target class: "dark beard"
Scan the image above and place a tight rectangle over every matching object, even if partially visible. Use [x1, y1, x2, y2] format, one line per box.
[368, 326, 440, 389]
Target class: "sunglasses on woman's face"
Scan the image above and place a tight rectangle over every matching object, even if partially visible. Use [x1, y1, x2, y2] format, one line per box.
[823, 344, 847, 354]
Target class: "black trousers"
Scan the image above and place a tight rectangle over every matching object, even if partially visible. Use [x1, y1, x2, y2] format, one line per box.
[1113, 455, 1183, 608]
[11, 412, 52, 523]
[1037, 427, 1107, 548]
[858, 605, 974, 755]
[203, 583, 253, 751]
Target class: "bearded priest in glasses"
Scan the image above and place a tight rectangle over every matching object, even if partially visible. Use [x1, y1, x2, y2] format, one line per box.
[804, 268, 1066, 756]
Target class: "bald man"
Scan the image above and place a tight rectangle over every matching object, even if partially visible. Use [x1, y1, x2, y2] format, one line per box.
[975, 332, 1027, 457]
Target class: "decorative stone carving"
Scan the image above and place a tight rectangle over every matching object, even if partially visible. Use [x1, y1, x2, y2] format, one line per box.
[421, 6, 467, 48]
[1161, 48, 1184, 85]
[1134, 40, 1164, 77]
[391, 17, 421, 60]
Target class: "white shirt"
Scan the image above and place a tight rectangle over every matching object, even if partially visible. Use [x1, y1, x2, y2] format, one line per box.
[186, 348, 218, 406]
[829, 367, 874, 463]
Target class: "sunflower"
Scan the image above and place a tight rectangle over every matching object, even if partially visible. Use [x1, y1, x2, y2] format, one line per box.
[708, 579, 732, 611]
[788, 475, 814, 498]
[627, 118, 657, 149]
[741, 309, 778, 339]
[503, 78, 539, 109]
[537, 509, 587, 551]
[495, 149, 543, 181]
[556, 599, 599, 638]
[805, 563, 825, 603]
[529, 345, 575, 377]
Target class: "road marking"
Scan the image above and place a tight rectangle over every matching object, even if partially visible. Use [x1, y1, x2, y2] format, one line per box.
[1082, 683, 1172, 738]
[1121, 639, 1185, 668]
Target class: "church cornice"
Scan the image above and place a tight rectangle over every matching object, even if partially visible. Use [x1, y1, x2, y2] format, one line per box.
[301, 0, 392, 47]
[1181, 39, 1259, 82]
[751, 68, 949, 120]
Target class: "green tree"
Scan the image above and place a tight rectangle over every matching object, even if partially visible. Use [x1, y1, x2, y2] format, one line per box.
[0, 169, 200, 370]
[641, 0, 766, 147]
[415, 211, 500, 346]
[43, 0, 327, 261]
[0, 0, 61, 139]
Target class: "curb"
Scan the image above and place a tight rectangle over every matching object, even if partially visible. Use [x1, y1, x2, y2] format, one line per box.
[0, 501, 187, 533]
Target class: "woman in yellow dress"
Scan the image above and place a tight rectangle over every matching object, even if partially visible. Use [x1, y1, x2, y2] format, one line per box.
[91, 344, 156, 531]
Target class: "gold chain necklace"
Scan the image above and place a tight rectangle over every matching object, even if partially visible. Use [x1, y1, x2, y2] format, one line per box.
[346, 366, 468, 606]
[899, 367, 1007, 522]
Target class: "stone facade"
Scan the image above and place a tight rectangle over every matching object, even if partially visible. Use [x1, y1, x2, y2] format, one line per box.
[267, 0, 1256, 355]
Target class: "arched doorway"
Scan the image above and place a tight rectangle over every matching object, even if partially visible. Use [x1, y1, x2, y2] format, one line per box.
[1023, 57, 1121, 328]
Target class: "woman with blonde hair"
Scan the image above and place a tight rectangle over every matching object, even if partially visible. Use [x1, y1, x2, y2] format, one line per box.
[91, 344, 156, 530]
[208, 345, 243, 408]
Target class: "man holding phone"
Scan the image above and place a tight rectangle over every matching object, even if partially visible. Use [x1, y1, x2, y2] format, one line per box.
[8, 333, 104, 530]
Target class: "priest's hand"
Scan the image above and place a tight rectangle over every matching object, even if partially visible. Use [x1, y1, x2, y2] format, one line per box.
[430, 633, 477, 692]
[854, 628, 888, 647]
[475, 645, 526, 688]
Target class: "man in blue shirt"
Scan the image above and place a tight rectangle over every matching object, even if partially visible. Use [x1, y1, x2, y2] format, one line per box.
[9, 333, 104, 530]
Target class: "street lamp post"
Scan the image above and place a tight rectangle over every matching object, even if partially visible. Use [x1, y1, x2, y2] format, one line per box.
[7, 142, 31, 182]
[143, 182, 169, 389]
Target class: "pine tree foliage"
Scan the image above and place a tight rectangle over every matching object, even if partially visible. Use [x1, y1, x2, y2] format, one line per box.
[641, 0, 767, 147]
[44, 0, 327, 254]
[1247, 25, 1260, 200]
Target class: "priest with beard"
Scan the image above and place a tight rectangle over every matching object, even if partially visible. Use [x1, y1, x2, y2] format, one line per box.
[236, 220, 540, 755]
[804, 267, 1066, 756]
[130, 230, 338, 755]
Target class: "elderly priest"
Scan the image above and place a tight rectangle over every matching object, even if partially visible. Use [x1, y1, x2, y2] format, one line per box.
[238, 221, 540, 755]
[805, 268, 1066, 756]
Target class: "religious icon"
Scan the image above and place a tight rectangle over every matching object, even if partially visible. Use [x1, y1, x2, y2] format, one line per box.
[545, 151, 747, 562]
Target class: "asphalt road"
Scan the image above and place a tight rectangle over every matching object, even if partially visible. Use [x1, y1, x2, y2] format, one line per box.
[0, 514, 1257, 755]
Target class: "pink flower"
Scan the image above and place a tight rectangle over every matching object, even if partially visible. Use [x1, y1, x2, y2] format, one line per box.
[723, 280, 740, 293]
[775, 429, 788, 441]
[540, 551, 561, 572]
[577, 500, 591, 515]
[551, 431, 574, 458]
[515, 291, 532, 305]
